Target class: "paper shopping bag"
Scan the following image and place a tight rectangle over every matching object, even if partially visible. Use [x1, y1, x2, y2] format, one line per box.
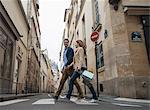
[81, 70, 94, 80]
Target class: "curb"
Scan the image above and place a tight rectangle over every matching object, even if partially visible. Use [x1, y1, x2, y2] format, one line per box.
[0, 93, 41, 102]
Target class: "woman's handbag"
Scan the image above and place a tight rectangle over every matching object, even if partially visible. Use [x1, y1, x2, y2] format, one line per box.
[81, 70, 94, 80]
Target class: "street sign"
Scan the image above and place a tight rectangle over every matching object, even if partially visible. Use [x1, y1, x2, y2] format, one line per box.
[91, 31, 99, 42]
[91, 31, 100, 96]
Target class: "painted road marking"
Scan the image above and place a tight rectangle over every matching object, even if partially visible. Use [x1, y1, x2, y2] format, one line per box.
[0, 99, 30, 106]
[112, 103, 142, 107]
[48, 94, 51, 97]
[32, 99, 55, 105]
[114, 98, 150, 104]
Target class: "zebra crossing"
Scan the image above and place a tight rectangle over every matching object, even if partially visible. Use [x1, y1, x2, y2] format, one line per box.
[31, 96, 99, 105]
[0, 97, 99, 107]
[0, 94, 143, 108]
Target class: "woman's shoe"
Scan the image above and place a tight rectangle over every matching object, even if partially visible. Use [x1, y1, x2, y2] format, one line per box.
[89, 99, 97, 103]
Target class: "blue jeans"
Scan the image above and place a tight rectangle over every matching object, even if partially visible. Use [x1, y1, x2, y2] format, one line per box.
[66, 71, 80, 99]
[66, 70, 97, 100]
[82, 78, 97, 100]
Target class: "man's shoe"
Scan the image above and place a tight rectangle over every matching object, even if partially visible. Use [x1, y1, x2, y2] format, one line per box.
[77, 96, 84, 100]
[63, 97, 70, 102]
[53, 96, 58, 100]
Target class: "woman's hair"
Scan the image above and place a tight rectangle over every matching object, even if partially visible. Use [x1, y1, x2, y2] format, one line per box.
[76, 40, 86, 55]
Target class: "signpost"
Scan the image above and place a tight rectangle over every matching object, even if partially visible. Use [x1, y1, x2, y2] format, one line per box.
[90, 31, 99, 97]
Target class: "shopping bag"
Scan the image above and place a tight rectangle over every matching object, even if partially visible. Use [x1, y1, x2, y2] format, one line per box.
[81, 70, 94, 80]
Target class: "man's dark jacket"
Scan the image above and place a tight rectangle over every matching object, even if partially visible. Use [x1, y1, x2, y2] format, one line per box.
[64, 47, 74, 67]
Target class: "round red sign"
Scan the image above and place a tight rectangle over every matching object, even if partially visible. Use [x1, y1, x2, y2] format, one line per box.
[91, 31, 99, 42]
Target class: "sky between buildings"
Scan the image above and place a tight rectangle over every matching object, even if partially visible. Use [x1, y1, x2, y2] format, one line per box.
[39, 0, 70, 63]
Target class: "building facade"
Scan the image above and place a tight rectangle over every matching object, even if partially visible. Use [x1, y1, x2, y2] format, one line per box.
[0, 1, 21, 93]
[47, 59, 55, 93]
[0, 0, 42, 94]
[40, 52, 54, 93]
[24, 0, 41, 93]
[1, 0, 30, 94]
[61, 0, 150, 99]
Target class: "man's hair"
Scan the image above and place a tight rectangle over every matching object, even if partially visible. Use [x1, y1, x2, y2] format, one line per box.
[64, 38, 69, 42]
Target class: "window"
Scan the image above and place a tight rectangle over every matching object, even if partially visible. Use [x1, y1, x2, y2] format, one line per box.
[96, 43, 104, 69]
[94, 0, 100, 24]
[76, 31, 79, 40]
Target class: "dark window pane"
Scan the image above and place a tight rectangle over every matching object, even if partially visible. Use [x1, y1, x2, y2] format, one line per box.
[96, 43, 104, 69]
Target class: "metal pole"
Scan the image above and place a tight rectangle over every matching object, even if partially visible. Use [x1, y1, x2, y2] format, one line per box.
[16, 73, 19, 95]
[95, 41, 99, 97]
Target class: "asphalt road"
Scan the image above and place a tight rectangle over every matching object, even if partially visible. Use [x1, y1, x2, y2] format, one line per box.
[0, 94, 149, 110]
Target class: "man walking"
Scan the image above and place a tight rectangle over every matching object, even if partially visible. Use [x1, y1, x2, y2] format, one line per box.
[54, 38, 83, 100]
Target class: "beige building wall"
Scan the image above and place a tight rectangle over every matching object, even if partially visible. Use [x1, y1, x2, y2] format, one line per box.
[1, 0, 28, 47]
[30, 3, 41, 62]
[40, 54, 49, 93]
[1, 0, 41, 94]
[1, 0, 29, 94]
[47, 64, 54, 93]
[26, 0, 41, 93]
[97, 0, 150, 99]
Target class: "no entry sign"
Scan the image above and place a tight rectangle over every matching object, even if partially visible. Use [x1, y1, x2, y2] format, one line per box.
[91, 31, 99, 42]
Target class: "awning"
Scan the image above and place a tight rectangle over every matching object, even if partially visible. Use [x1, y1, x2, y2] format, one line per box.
[122, 1, 150, 16]
[123, 6, 150, 15]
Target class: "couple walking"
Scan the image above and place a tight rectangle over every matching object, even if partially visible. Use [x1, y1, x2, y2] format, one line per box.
[54, 38, 97, 102]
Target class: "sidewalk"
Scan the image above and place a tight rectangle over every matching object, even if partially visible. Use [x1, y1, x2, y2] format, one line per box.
[0, 93, 41, 102]
[98, 95, 150, 105]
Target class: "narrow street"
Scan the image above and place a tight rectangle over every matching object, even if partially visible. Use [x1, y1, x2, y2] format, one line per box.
[0, 94, 149, 110]
[0, 0, 150, 110]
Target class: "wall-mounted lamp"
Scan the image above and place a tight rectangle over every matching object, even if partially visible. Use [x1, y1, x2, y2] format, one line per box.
[104, 29, 108, 38]
[109, 0, 121, 11]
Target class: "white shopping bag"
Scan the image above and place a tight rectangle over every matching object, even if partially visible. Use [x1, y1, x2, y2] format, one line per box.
[81, 70, 94, 80]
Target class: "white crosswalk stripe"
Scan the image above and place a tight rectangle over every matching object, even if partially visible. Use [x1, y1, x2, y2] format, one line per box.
[48, 94, 51, 97]
[112, 103, 142, 107]
[0, 99, 30, 106]
[114, 98, 150, 104]
[32, 99, 55, 105]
